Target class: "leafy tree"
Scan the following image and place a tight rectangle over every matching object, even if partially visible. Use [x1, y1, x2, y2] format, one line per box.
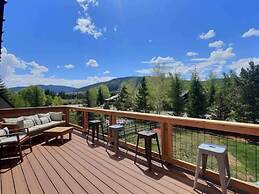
[187, 71, 207, 118]
[20, 86, 46, 107]
[88, 88, 98, 107]
[115, 85, 132, 111]
[97, 87, 105, 106]
[235, 61, 259, 123]
[170, 74, 184, 116]
[0, 79, 9, 99]
[96, 85, 110, 106]
[9, 93, 28, 107]
[135, 77, 150, 112]
[52, 96, 63, 105]
[45, 95, 53, 106]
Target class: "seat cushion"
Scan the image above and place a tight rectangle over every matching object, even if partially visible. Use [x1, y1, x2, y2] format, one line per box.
[22, 119, 35, 128]
[0, 134, 26, 145]
[28, 121, 65, 135]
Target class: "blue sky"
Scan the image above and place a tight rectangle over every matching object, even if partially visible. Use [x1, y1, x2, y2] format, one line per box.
[1, 0, 259, 87]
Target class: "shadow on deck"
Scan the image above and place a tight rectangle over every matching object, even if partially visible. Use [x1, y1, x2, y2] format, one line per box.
[0, 131, 242, 194]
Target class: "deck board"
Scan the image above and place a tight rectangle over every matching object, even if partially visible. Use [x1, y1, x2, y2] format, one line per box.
[0, 132, 238, 194]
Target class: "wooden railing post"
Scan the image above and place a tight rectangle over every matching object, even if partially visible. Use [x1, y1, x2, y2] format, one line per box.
[65, 108, 70, 126]
[109, 114, 117, 125]
[83, 111, 89, 133]
[160, 121, 172, 161]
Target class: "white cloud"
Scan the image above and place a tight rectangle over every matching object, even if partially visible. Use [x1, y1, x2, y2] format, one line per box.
[242, 28, 259, 38]
[228, 58, 259, 74]
[64, 64, 75, 69]
[209, 40, 224, 48]
[28, 61, 48, 77]
[74, 0, 104, 39]
[103, 70, 110, 74]
[0, 48, 115, 88]
[86, 59, 99, 67]
[140, 56, 190, 75]
[199, 30, 216, 40]
[74, 17, 102, 39]
[113, 25, 118, 32]
[186, 51, 198, 57]
[148, 39, 152, 43]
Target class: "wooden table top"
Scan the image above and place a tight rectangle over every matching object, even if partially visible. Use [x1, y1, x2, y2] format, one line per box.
[43, 126, 73, 134]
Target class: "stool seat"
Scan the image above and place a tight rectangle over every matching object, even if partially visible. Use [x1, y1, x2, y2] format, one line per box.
[109, 124, 124, 130]
[138, 130, 156, 137]
[198, 143, 226, 154]
[89, 120, 102, 125]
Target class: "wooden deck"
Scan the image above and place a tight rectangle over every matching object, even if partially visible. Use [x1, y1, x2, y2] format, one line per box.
[0, 131, 240, 194]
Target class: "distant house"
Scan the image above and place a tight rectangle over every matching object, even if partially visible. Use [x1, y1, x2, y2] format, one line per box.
[0, 94, 14, 108]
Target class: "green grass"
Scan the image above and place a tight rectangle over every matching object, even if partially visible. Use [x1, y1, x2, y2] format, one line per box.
[69, 113, 258, 183]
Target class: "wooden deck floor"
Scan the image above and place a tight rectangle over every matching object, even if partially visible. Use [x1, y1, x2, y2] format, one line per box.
[0, 131, 240, 194]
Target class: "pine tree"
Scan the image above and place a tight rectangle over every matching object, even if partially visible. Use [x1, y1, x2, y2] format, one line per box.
[208, 78, 216, 107]
[135, 77, 149, 112]
[115, 85, 132, 111]
[85, 90, 90, 107]
[236, 61, 259, 123]
[0, 79, 9, 99]
[97, 87, 105, 106]
[170, 74, 184, 116]
[213, 89, 231, 120]
[187, 71, 207, 118]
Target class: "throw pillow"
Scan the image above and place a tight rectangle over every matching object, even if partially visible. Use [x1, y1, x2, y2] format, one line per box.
[49, 112, 63, 121]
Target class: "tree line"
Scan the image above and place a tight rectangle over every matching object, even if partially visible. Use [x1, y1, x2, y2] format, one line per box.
[110, 61, 259, 123]
[1, 61, 258, 123]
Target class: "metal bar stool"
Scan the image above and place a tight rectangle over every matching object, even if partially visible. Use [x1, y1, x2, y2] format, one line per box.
[134, 130, 162, 170]
[193, 143, 231, 194]
[87, 120, 104, 144]
[106, 124, 127, 154]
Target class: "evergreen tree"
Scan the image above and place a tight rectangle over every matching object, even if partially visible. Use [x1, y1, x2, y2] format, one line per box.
[170, 74, 184, 116]
[212, 88, 231, 120]
[187, 71, 207, 118]
[236, 61, 259, 123]
[97, 87, 105, 106]
[85, 90, 90, 107]
[115, 85, 132, 111]
[0, 79, 9, 99]
[135, 77, 149, 112]
[208, 78, 216, 107]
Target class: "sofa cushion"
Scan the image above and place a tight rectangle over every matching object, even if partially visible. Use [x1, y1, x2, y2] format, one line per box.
[38, 113, 51, 122]
[49, 112, 63, 121]
[32, 115, 41, 125]
[2, 117, 23, 124]
[23, 119, 35, 128]
[40, 117, 50, 124]
[24, 116, 36, 125]
[0, 134, 26, 145]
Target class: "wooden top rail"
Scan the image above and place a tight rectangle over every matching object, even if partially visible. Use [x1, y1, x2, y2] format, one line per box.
[1, 106, 259, 136]
[70, 107, 259, 137]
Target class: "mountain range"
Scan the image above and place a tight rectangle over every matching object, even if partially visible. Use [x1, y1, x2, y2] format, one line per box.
[9, 76, 142, 93]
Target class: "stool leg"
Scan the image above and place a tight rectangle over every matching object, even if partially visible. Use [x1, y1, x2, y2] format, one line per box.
[217, 156, 227, 194]
[134, 135, 140, 163]
[225, 153, 231, 179]
[101, 124, 105, 141]
[106, 128, 110, 151]
[92, 127, 95, 144]
[145, 137, 152, 170]
[97, 125, 99, 142]
[201, 154, 208, 176]
[155, 134, 162, 162]
[193, 151, 202, 189]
